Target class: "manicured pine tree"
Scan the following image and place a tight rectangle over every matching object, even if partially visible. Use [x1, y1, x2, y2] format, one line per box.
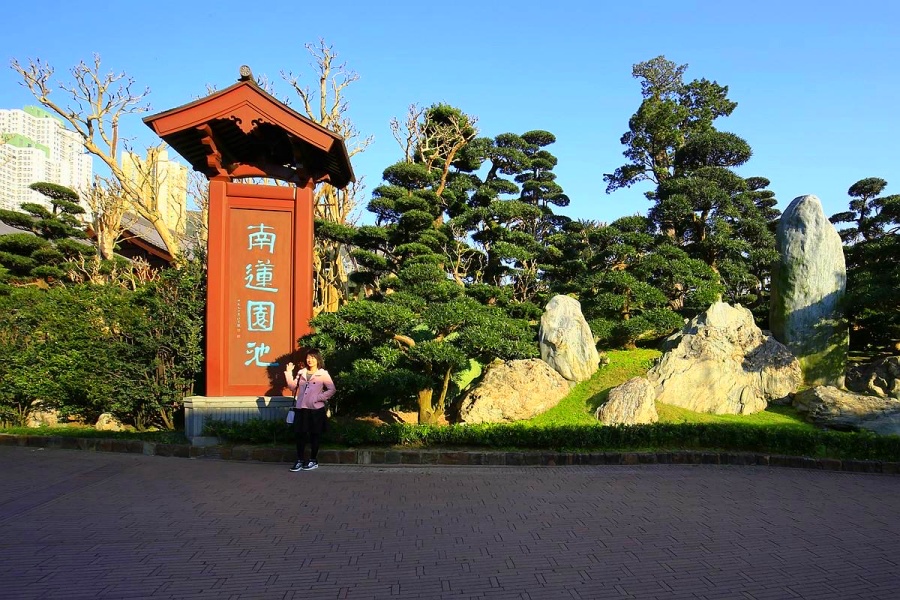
[445, 130, 570, 314]
[304, 105, 537, 424]
[830, 178, 900, 351]
[0, 182, 95, 285]
[545, 216, 720, 349]
[605, 56, 779, 314]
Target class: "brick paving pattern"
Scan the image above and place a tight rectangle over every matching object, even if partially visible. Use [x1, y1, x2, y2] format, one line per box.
[1, 446, 898, 599]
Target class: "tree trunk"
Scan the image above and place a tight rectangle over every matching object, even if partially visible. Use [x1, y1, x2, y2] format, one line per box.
[436, 366, 452, 417]
[158, 408, 174, 431]
[417, 388, 441, 425]
[97, 229, 116, 261]
[313, 239, 349, 315]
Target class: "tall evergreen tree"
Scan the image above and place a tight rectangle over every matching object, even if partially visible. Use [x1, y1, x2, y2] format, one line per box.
[604, 56, 737, 196]
[831, 178, 900, 351]
[606, 56, 779, 314]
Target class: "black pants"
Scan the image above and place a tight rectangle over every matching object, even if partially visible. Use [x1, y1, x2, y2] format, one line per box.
[293, 407, 327, 461]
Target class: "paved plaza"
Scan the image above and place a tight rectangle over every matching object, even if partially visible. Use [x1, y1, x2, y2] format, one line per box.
[1, 446, 899, 600]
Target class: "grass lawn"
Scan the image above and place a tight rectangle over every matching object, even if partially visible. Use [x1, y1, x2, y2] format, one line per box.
[526, 348, 817, 431]
[527, 348, 660, 426]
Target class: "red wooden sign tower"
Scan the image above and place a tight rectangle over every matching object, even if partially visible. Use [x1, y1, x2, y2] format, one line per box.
[144, 66, 354, 398]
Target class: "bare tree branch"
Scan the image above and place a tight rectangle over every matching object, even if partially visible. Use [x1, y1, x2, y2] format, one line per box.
[10, 55, 187, 257]
[280, 40, 370, 314]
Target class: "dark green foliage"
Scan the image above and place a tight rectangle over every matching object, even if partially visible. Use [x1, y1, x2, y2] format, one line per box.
[604, 56, 738, 192]
[0, 182, 95, 284]
[304, 290, 537, 418]
[545, 217, 720, 348]
[0, 426, 187, 443]
[203, 417, 900, 462]
[0, 285, 143, 426]
[605, 56, 779, 314]
[307, 105, 550, 423]
[831, 178, 900, 351]
[0, 258, 206, 429]
[448, 130, 571, 302]
[129, 257, 207, 429]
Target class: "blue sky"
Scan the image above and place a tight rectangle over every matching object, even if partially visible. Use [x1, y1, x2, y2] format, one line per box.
[2, 0, 898, 225]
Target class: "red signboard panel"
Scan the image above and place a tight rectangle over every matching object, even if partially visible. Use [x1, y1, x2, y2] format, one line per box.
[227, 208, 293, 387]
[206, 180, 315, 397]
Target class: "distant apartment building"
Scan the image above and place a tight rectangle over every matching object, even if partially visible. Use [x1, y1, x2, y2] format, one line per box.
[121, 147, 188, 234]
[0, 105, 92, 211]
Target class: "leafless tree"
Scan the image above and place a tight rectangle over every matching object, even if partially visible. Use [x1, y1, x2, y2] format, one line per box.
[83, 175, 129, 260]
[283, 40, 372, 314]
[389, 103, 478, 285]
[185, 170, 209, 251]
[11, 54, 185, 257]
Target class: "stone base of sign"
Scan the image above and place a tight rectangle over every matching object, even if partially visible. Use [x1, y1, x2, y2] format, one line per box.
[184, 396, 293, 441]
[190, 436, 221, 447]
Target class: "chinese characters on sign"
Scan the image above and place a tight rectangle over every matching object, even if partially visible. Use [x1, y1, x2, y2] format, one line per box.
[228, 209, 293, 387]
[244, 224, 279, 367]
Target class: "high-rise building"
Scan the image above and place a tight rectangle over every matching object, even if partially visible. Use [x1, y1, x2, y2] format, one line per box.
[121, 147, 188, 234]
[0, 106, 93, 211]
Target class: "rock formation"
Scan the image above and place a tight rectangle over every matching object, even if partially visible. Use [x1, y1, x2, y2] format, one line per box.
[769, 194, 848, 386]
[595, 377, 658, 425]
[539, 295, 601, 385]
[95, 412, 126, 432]
[793, 386, 900, 435]
[458, 359, 570, 424]
[846, 356, 900, 399]
[25, 401, 59, 427]
[648, 302, 802, 414]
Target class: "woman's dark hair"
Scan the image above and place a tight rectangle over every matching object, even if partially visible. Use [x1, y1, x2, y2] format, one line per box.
[305, 349, 325, 368]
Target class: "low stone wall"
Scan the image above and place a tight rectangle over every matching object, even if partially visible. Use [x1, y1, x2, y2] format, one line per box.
[183, 395, 294, 439]
[1, 434, 898, 475]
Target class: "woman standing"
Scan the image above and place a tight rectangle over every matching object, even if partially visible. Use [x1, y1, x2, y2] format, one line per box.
[283, 350, 335, 471]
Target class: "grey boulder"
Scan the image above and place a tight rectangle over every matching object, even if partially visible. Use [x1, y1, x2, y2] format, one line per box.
[649, 302, 802, 414]
[793, 385, 900, 435]
[769, 194, 848, 386]
[458, 359, 570, 424]
[596, 377, 658, 425]
[539, 295, 601, 384]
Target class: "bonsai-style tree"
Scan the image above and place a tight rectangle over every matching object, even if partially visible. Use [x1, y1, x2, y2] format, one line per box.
[831, 178, 900, 351]
[546, 216, 720, 348]
[305, 104, 537, 424]
[446, 130, 569, 311]
[0, 182, 96, 284]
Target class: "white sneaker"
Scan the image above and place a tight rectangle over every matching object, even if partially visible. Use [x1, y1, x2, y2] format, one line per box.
[301, 460, 318, 470]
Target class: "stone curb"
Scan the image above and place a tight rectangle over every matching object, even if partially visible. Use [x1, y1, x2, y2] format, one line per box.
[1, 433, 897, 475]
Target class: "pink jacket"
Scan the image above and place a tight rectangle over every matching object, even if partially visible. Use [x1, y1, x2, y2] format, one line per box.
[286, 368, 336, 410]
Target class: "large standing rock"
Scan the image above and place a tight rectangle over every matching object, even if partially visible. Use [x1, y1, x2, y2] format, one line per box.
[793, 386, 900, 435]
[539, 295, 600, 384]
[596, 377, 658, 425]
[458, 359, 570, 424]
[769, 195, 848, 386]
[648, 302, 802, 414]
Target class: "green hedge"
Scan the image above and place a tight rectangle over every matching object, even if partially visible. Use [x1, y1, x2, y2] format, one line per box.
[203, 418, 900, 462]
[0, 426, 188, 443]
